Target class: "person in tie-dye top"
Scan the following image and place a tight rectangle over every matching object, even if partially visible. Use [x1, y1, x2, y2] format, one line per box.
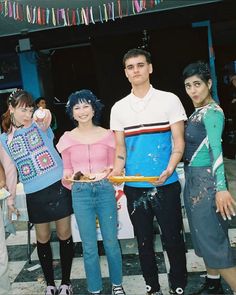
[183, 61, 236, 295]
[0, 90, 73, 295]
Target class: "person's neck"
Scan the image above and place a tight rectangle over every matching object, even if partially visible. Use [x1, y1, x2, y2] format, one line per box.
[132, 82, 151, 98]
[194, 96, 215, 108]
[77, 122, 97, 132]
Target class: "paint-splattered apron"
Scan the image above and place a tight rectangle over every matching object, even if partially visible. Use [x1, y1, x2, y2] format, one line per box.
[184, 165, 235, 268]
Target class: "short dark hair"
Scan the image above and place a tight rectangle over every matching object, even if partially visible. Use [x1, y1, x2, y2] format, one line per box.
[35, 97, 46, 105]
[182, 61, 211, 84]
[66, 89, 104, 125]
[123, 48, 152, 67]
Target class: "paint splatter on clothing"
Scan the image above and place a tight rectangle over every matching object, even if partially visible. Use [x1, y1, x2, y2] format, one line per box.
[110, 86, 187, 187]
[183, 103, 234, 268]
[184, 102, 227, 191]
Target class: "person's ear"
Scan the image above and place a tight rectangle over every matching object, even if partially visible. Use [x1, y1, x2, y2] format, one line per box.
[208, 79, 212, 90]
[149, 63, 153, 74]
[9, 105, 14, 113]
[124, 68, 129, 78]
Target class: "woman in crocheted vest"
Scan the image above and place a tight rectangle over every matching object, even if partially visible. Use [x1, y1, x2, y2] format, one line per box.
[0, 90, 73, 295]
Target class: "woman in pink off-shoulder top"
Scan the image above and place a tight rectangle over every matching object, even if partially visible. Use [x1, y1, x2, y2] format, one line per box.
[56, 90, 125, 295]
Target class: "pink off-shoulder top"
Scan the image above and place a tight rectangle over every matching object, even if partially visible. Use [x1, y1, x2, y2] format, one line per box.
[56, 129, 115, 189]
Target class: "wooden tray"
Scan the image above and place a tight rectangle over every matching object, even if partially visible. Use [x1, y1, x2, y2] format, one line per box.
[108, 176, 159, 183]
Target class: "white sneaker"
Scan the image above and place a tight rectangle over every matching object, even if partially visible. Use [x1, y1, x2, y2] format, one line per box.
[45, 285, 57, 295]
[58, 284, 73, 295]
[112, 285, 126, 295]
[169, 287, 184, 294]
[146, 285, 163, 295]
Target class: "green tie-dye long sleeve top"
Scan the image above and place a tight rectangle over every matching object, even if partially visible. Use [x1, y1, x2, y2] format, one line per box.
[184, 102, 227, 191]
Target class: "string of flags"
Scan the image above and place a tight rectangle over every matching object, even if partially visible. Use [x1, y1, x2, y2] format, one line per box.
[0, 0, 165, 27]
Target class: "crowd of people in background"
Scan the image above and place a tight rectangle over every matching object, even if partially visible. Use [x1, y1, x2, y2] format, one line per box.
[0, 49, 236, 295]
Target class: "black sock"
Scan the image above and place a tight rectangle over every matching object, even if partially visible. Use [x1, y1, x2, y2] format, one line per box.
[59, 236, 74, 285]
[37, 240, 55, 286]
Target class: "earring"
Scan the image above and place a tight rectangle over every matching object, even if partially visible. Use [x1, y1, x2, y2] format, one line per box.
[10, 113, 14, 123]
[10, 112, 23, 128]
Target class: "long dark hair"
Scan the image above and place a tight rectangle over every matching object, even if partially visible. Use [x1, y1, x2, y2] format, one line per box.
[1, 89, 35, 132]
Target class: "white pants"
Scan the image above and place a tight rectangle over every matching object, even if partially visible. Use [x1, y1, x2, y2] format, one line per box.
[0, 206, 10, 295]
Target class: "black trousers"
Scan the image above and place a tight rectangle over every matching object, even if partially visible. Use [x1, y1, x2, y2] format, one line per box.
[124, 181, 187, 291]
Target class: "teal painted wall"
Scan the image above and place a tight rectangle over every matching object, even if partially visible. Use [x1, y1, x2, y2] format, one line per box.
[18, 51, 41, 99]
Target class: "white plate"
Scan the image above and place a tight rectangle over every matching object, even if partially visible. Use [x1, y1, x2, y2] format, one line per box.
[66, 172, 108, 183]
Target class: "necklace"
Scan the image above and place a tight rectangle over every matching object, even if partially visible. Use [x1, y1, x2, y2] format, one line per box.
[10, 113, 24, 128]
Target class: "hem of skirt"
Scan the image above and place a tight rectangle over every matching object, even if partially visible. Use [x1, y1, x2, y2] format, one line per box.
[28, 210, 73, 224]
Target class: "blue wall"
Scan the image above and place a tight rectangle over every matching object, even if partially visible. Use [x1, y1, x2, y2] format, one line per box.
[18, 51, 41, 99]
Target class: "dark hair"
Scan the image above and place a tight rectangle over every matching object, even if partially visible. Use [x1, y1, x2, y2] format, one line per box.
[35, 97, 46, 105]
[1, 89, 35, 132]
[123, 48, 152, 67]
[182, 61, 211, 83]
[66, 89, 104, 125]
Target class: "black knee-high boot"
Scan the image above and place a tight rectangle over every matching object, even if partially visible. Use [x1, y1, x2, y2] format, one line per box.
[37, 240, 55, 286]
[59, 236, 74, 285]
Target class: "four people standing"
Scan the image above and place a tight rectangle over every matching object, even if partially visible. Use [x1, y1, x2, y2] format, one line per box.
[1, 53, 236, 295]
[110, 48, 188, 295]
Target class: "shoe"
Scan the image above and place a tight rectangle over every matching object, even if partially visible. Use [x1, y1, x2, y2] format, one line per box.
[58, 284, 73, 295]
[146, 285, 163, 295]
[190, 277, 224, 294]
[112, 285, 126, 295]
[45, 285, 58, 295]
[169, 287, 184, 294]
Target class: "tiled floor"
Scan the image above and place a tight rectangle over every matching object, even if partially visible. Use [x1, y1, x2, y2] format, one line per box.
[6, 217, 236, 295]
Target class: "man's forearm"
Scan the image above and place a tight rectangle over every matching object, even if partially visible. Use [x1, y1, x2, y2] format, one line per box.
[113, 146, 126, 174]
[166, 145, 184, 174]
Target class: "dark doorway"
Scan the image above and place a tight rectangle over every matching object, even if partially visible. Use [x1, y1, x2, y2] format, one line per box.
[49, 45, 99, 140]
[48, 25, 208, 140]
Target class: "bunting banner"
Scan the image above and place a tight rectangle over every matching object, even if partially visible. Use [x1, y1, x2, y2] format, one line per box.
[0, 0, 165, 27]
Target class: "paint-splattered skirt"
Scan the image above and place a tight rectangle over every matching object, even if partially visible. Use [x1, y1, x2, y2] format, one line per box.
[184, 165, 235, 268]
[26, 181, 73, 224]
